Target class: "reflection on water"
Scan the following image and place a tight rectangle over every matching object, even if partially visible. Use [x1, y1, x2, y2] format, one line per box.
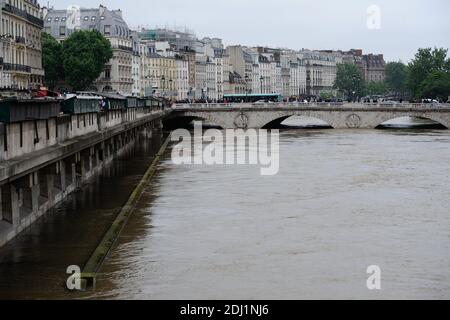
[1, 118, 450, 300]
[0, 133, 164, 300]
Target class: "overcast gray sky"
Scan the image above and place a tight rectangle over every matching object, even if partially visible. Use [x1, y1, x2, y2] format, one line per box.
[50, 0, 449, 62]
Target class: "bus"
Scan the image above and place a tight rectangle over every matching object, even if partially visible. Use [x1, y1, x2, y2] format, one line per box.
[223, 93, 283, 103]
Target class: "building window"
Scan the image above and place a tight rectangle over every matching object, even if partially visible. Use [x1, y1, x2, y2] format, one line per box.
[60, 26, 66, 36]
[104, 25, 111, 35]
[91, 16, 96, 21]
[105, 67, 111, 79]
[54, 17, 59, 22]
[84, 16, 89, 21]
[61, 17, 67, 22]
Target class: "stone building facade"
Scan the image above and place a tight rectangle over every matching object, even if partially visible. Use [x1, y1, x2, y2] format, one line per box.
[43, 5, 133, 95]
[0, 0, 44, 89]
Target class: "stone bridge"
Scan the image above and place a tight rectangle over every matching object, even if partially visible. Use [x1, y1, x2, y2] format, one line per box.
[167, 102, 450, 129]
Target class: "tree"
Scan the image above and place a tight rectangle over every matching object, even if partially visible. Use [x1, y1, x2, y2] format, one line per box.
[385, 61, 408, 99]
[407, 48, 450, 99]
[418, 71, 450, 101]
[365, 81, 386, 96]
[62, 30, 113, 91]
[334, 63, 365, 101]
[319, 90, 334, 101]
[42, 33, 64, 89]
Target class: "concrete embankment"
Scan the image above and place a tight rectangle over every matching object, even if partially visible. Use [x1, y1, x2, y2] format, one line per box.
[0, 108, 170, 247]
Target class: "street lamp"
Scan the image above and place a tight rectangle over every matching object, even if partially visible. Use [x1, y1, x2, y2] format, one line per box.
[245, 75, 249, 102]
[351, 74, 357, 102]
[161, 75, 166, 97]
[260, 76, 264, 94]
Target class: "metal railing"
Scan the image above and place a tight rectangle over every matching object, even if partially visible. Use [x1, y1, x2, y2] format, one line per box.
[26, 13, 44, 28]
[2, 4, 44, 28]
[172, 102, 450, 110]
[2, 63, 31, 73]
[112, 45, 133, 52]
[15, 36, 25, 44]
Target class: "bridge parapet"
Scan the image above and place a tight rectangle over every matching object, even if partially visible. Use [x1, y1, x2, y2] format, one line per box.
[173, 102, 450, 111]
[169, 102, 450, 129]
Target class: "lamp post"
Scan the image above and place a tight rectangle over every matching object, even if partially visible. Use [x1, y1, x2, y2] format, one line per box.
[260, 76, 264, 94]
[245, 75, 249, 102]
[351, 74, 357, 102]
[161, 75, 166, 98]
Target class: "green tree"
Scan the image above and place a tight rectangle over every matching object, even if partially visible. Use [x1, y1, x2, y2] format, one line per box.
[42, 33, 64, 89]
[418, 71, 450, 101]
[407, 48, 450, 99]
[62, 30, 113, 91]
[365, 81, 386, 96]
[385, 61, 408, 98]
[333, 63, 365, 101]
[319, 90, 334, 101]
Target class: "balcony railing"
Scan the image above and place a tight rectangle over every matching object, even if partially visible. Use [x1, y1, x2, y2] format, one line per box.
[3, 63, 31, 73]
[3, 3, 27, 19]
[2, 4, 44, 28]
[113, 45, 133, 52]
[26, 13, 44, 28]
[15, 36, 26, 44]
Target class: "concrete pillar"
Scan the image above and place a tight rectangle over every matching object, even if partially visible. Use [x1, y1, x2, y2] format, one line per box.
[58, 161, 66, 192]
[32, 183, 39, 213]
[89, 147, 94, 172]
[0, 186, 3, 222]
[71, 163, 76, 187]
[80, 157, 86, 181]
[95, 148, 100, 167]
[22, 172, 40, 213]
[10, 185, 20, 226]
[2, 183, 21, 226]
[46, 174, 55, 206]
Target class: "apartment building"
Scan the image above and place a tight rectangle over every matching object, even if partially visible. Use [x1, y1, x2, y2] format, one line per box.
[43, 5, 133, 95]
[0, 0, 44, 89]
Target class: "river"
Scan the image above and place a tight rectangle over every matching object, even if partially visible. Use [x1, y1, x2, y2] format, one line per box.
[0, 117, 450, 300]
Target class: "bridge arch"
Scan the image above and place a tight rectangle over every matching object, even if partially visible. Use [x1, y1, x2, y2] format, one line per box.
[257, 112, 336, 129]
[372, 113, 449, 129]
[163, 114, 225, 130]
